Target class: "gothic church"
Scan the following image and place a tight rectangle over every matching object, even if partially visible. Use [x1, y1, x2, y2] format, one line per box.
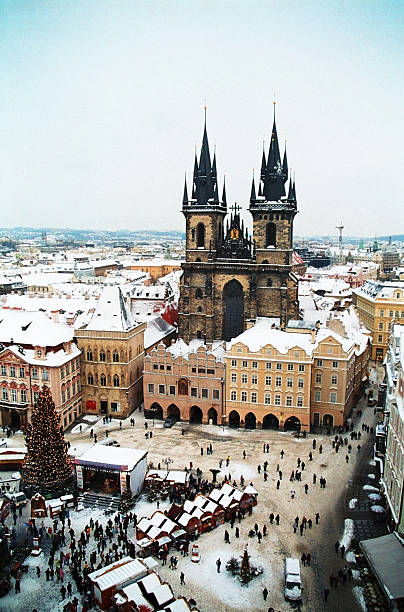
[177, 108, 299, 343]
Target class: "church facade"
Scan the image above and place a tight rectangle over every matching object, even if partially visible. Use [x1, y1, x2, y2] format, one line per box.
[178, 108, 299, 344]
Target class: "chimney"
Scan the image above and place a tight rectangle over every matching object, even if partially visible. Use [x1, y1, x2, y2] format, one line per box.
[50, 310, 59, 323]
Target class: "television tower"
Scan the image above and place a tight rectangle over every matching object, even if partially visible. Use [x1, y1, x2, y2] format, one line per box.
[336, 221, 344, 263]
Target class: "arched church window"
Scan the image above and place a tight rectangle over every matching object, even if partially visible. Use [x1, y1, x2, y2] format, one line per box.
[87, 373, 94, 385]
[266, 223, 276, 247]
[99, 350, 105, 362]
[196, 223, 205, 248]
[195, 258, 201, 262]
[100, 374, 106, 387]
[267, 278, 272, 287]
[198, 306, 202, 312]
[197, 330, 202, 339]
[195, 288, 203, 299]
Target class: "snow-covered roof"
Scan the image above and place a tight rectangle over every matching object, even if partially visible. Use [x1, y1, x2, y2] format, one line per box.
[0, 308, 74, 347]
[167, 338, 225, 363]
[83, 285, 137, 332]
[144, 316, 175, 350]
[228, 317, 315, 356]
[139, 571, 162, 593]
[88, 557, 147, 590]
[354, 280, 404, 300]
[116, 582, 150, 608]
[1, 343, 80, 367]
[76, 445, 147, 471]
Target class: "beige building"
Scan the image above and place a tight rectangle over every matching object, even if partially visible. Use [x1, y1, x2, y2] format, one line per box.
[382, 324, 404, 534]
[143, 340, 225, 424]
[0, 309, 81, 431]
[354, 280, 404, 361]
[76, 286, 145, 419]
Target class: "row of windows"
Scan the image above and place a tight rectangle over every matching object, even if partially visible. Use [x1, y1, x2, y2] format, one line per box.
[2, 388, 27, 403]
[230, 373, 305, 388]
[316, 359, 339, 368]
[315, 373, 338, 385]
[229, 390, 304, 407]
[61, 359, 79, 378]
[87, 373, 120, 387]
[379, 309, 404, 318]
[61, 380, 81, 403]
[0, 365, 49, 380]
[148, 382, 220, 400]
[314, 390, 338, 403]
[87, 349, 121, 362]
[230, 360, 306, 372]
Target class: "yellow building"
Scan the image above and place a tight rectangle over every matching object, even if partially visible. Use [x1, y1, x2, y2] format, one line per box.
[225, 319, 313, 431]
[76, 286, 145, 419]
[353, 281, 404, 361]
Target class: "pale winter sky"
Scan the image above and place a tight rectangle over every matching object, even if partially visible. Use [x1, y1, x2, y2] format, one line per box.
[1, 1, 403, 237]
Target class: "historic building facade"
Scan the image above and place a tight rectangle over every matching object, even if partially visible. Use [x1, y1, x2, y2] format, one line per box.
[178, 109, 299, 344]
[0, 310, 81, 431]
[76, 286, 146, 419]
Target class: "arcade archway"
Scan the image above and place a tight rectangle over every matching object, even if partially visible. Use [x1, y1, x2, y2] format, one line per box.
[262, 413, 279, 430]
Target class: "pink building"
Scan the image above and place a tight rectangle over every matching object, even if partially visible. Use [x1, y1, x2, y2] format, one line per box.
[143, 339, 225, 424]
[0, 309, 81, 431]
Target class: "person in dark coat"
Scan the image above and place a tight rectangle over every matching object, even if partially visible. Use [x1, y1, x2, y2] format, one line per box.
[263, 587, 268, 600]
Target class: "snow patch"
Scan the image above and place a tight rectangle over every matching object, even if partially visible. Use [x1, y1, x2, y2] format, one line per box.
[353, 586, 368, 611]
[345, 551, 356, 563]
[340, 518, 354, 552]
[363, 485, 379, 491]
[368, 459, 376, 466]
[352, 569, 361, 582]
[348, 498, 358, 509]
[71, 423, 88, 434]
[367, 473, 376, 479]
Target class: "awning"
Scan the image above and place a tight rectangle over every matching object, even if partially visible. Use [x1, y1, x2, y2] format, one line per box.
[360, 533, 404, 601]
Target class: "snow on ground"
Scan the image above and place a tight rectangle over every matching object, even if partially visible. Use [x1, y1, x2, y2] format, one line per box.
[353, 586, 368, 611]
[349, 498, 358, 509]
[345, 551, 356, 563]
[363, 485, 379, 491]
[341, 519, 354, 551]
[368, 459, 376, 466]
[367, 473, 375, 479]
[217, 461, 256, 481]
[67, 442, 92, 458]
[71, 423, 88, 434]
[82, 415, 98, 423]
[352, 569, 361, 582]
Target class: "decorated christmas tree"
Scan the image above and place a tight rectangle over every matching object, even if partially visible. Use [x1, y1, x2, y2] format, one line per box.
[240, 546, 252, 584]
[22, 386, 73, 496]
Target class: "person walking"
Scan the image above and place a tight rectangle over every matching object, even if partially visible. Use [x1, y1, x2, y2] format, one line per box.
[304, 484, 309, 494]
[180, 572, 185, 585]
[60, 584, 66, 599]
[340, 544, 345, 558]
[280, 449, 284, 458]
[216, 558, 221, 573]
[263, 587, 268, 600]
[224, 530, 230, 544]
[324, 587, 330, 602]
[276, 480, 280, 490]
[275, 514, 280, 525]
[335, 541, 339, 553]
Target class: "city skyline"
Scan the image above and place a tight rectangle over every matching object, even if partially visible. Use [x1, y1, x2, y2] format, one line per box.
[1, 1, 403, 236]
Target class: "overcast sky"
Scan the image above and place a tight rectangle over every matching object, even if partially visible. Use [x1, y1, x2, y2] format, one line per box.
[1, 1, 403, 237]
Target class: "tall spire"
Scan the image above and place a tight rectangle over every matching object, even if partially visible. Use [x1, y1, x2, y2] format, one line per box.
[211, 147, 217, 179]
[260, 142, 267, 180]
[222, 176, 227, 207]
[250, 174, 257, 202]
[261, 101, 288, 202]
[182, 174, 188, 205]
[282, 141, 288, 178]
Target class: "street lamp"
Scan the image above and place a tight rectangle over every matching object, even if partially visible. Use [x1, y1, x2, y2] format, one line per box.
[163, 457, 173, 476]
[149, 404, 158, 427]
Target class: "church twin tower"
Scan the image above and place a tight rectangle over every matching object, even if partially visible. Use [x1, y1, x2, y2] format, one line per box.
[178, 108, 299, 343]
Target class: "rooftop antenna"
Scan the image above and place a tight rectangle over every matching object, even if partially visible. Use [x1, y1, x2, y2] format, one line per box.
[336, 221, 344, 263]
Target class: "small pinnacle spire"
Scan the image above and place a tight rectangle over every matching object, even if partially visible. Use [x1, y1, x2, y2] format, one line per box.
[182, 174, 188, 205]
[250, 176, 257, 202]
[222, 176, 227, 206]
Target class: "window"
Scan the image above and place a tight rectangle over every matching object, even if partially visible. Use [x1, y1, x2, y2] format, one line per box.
[332, 361, 338, 368]
[265, 375, 272, 386]
[330, 392, 337, 403]
[19, 367, 25, 378]
[169, 385, 176, 395]
[113, 350, 119, 363]
[231, 359, 237, 367]
[231, 373, 237, 383]
[287, 363, 294, 371]
[72, 382, 76, 395]
[1, 365, 6, 376]
[252, 361, 258, 369]
[286, 395, 292, 407]
[315, 373, 322, 383]
[110, 402, 120, 412]
[113, 375, 120, 387]
[201, 388, 208, 399]
[230, 390, 237, 401]
[196, 222, 205, 248]
[396, 311, 399, 318]
[20, 389, 27, 403]
[252, 374, 258, 384]
[195, 287, 203, 299]
[297, 396, 303, 407]
[11, 388, 17, 402]
[275, 376, 282, 387]
[198, 368, 205, 374]
[153, 364, 158, 370]
[389, 310, 393, 317]
[86, 350, 93, 361]
[242, 360, 248, 368]
[315, 390, 321, 402]
[87, 373, 94, 385]
[148, 383, 154, 394]
[10, 366, 16, 377]
[275, 394, 281, 406]
[251, 392, 257, 403]
[298, 379, 304, 388]
[378, 335, 383, 342]
[32, 368, 38, 379]
[207, 369, 214, 374]
[100, 374, 106, 386]
[42, 369, 49, 381]
[241, 373, 248, 385]
[65, 363, 70, 375]
[33, 391, 39, 403]
[191, 387, 197, 397]
[298, 364, 305, 372]
[213, 389, 220, 400]
[380, 310, 384, 317]
[317, 359, 323, 367]
[158, 384, 165, 394]
[264, 393, 271, 405]
[331, 375, 338, 385]
[265, 362, 272, 370]
[99, 350, 105, 362]
[241, 391, 247, 402]
[378, 322, 383, 330]
[2, 388, 8, 401]
[287, 377, 293, 388]
[61, 367, 65, 379]
[276, 363, 282, 370]
[67, 386, 71, 400]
